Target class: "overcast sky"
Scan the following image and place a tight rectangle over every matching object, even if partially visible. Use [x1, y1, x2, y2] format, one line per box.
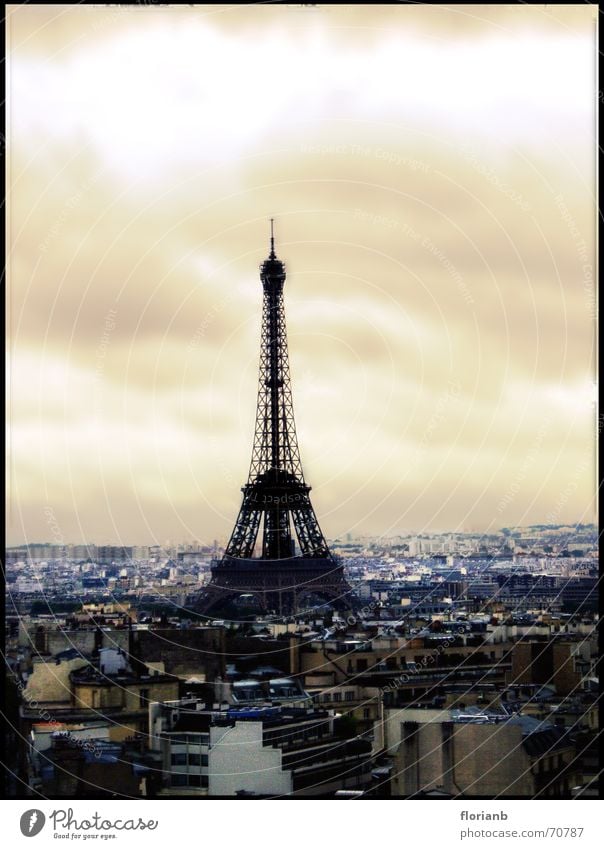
[7, 4, 597, 546]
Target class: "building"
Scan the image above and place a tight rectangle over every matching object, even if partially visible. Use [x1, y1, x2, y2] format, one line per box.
[96, 545, 134, 564]
[385, 708, 578, 797]
[150, 698, 373, 797]
[70, 664, 177, 737]
[510, 636, 597, 696]
[560, 577, 598, 612]
[36, 736, 145, 798]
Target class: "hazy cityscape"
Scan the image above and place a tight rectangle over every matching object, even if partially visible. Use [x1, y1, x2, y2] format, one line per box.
[5, 523, 598, 798]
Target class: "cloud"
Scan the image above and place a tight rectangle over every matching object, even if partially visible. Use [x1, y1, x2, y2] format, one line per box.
[7, 5, 596, 543]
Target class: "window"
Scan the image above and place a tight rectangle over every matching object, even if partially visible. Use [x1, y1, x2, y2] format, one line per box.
[333, 692, 342, 702]
[188, 753, 200, 766]
[188, 774, 201, 787]
[171, 753, 187, 766]
[171, 774, 187, 787]
[356, 659, 368, 672]
[363, 709, 370, 719]
[201, 754, 208, 766]
[139, 689, 149, 708]
[345, 691, 355, 702]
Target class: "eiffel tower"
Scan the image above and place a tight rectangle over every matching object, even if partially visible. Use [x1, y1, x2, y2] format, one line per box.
[197, 222, 355, 616]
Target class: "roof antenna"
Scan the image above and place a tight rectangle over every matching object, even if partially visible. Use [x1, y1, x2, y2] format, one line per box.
[269, 218, 276, 259]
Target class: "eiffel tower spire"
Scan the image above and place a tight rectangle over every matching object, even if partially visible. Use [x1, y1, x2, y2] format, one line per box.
[196, 223, 354, 616]
[269, 217, 276, 259]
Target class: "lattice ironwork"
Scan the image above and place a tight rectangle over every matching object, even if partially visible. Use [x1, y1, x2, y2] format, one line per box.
[223, 224, 330, 562]
[196, 222, 355, 615]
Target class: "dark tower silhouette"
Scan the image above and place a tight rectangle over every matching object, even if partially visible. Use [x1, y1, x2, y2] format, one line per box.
[197, 222, 354, 616]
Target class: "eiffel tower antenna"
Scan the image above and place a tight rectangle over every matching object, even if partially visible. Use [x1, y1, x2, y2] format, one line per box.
[269, 218, 275, 259]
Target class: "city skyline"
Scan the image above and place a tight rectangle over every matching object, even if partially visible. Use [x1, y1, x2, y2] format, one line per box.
[6, 521, 599, 551]
[7, 4, 597, 546]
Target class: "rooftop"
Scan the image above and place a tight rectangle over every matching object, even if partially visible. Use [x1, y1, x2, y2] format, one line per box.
[164, 702, 333, 735]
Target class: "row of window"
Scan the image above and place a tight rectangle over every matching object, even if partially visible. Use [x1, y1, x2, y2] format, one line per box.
[264, 721, 331, 746]
[352, 654, 502, 673]
[536, 754, 565, 773]
[88, 688, 150, 709]
[168, 733, 210, 745]
[170, 774, 209, 788]
[171, 752, 209, 766]
[314, 691, 356, 703]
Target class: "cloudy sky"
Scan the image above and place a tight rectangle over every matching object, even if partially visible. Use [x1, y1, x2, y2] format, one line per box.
[7, 4, 597, 546]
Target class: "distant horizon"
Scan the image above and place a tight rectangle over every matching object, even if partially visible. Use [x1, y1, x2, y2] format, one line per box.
[6, 521, 598, 551]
